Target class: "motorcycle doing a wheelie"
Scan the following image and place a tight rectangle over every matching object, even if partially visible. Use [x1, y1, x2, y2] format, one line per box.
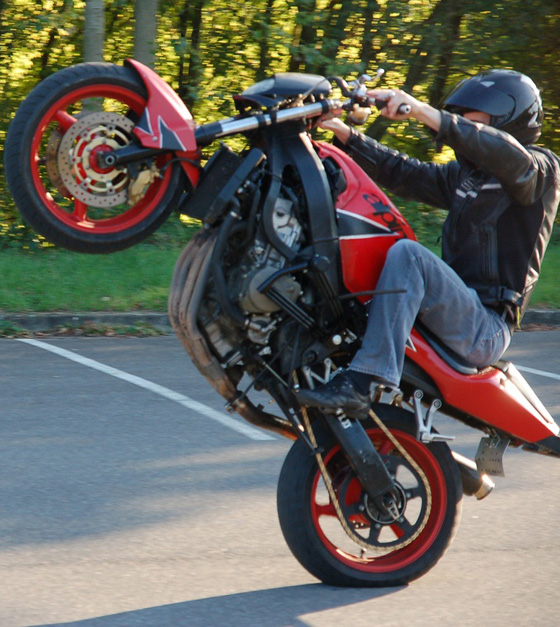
[5, 60, 560, 587]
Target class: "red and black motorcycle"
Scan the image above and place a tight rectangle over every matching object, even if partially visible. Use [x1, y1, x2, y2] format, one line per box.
[5, 60, 560, 587]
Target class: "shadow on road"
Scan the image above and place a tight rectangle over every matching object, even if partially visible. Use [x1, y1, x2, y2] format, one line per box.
[33, 583, 402, 627]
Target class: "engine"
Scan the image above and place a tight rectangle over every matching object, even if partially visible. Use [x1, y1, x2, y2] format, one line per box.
[237, 196, 303, 314]
[196, 193, 307, 365]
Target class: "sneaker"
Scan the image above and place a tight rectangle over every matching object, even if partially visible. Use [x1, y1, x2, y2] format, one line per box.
[297, 370, 371, 419]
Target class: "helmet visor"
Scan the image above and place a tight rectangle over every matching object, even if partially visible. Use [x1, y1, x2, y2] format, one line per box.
[444, 81, 515, 118]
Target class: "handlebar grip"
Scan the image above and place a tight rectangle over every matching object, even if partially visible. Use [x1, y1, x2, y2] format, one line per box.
[373, 98, 411, 116]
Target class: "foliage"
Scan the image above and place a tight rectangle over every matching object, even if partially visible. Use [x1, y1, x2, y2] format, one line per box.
[1, 0, 560, 245]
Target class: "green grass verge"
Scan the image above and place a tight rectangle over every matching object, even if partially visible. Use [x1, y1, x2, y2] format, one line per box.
[0, 222, 558, 312]
[530, 243, 560, 308]
[0, 242, 185, 312]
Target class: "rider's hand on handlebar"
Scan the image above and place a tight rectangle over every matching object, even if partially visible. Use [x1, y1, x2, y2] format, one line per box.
[365, 88, 443, 132]
[367, 88, 418, 119]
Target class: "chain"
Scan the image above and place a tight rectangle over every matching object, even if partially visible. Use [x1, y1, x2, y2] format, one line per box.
[300, 404, 433, 554]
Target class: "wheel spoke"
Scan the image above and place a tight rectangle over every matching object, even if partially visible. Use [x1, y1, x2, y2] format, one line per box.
[378, 439, 394, 456]
[315, 501, 337, 518]
[72, 200, 88, 222]
[383, 454, 402, 475]
[406, 484, 424, 500]
[391, 517, 414, 540]
[54, 109, 77, 131]
[367, 523, 383, 545]
[342, 501, 366, 522]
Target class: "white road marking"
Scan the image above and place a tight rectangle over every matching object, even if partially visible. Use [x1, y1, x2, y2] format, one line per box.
[18, 339, 558, 440]
[18, 338, 275, 441]
[516, 364, 560, 382]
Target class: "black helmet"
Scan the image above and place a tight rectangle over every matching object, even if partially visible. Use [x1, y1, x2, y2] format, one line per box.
[442, 70, 543, 144]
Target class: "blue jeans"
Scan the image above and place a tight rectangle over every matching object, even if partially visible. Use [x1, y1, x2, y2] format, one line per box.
[350, 239, 511, 388]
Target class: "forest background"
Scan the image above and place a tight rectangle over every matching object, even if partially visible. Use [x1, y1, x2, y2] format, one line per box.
[0, 0, 559, 316]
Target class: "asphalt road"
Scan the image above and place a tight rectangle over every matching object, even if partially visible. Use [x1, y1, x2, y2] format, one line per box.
[1, 330, 560, 627]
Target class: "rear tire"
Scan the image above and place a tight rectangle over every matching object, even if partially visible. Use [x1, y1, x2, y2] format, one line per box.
[4, 62, 185, 253]
[277, 404, 463, 587]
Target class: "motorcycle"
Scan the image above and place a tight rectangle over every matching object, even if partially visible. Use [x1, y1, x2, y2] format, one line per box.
[5, 60, 560, 587]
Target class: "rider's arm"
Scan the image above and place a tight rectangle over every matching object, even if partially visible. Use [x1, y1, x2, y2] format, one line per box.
[435, 111, 557, 206]
[359, 88, 557, 206]
[320, 117, 459, 209]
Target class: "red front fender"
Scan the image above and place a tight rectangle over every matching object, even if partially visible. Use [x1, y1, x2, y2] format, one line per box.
[125, 59, 200, 186]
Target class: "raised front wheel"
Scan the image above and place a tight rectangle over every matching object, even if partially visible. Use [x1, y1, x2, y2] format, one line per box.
[4, 62, 186, 253]
[277, 404, 463, 587]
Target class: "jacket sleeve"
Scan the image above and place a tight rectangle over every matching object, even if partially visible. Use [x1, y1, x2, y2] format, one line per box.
[435, 111, 559, 206]
[342, 128, 460, 210]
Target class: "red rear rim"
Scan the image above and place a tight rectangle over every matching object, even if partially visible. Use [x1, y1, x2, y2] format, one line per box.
[29, 83, 173, 235]
[310, 427, 447, 573]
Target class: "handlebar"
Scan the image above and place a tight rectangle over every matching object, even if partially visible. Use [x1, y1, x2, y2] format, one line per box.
[195, 99, 345, 146]
[194, 76, 412, 145]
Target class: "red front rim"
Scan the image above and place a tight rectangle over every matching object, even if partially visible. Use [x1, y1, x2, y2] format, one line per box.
[29, 83, 173, 235]
[310, 427, 447, 573]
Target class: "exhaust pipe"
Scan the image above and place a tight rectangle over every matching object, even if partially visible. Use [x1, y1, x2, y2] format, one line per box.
[452, 451, 495, 500]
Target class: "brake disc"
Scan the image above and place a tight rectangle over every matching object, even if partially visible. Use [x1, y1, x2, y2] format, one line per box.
[45, 128, 71, 199]
[57, 111, 135, 208]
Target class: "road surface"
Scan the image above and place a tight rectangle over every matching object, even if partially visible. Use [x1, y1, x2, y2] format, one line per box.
[1, 330, 560, 626]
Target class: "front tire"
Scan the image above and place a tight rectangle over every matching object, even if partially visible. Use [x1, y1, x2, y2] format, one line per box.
[277, 404, 463, 587]
[4, 62, 186, 253]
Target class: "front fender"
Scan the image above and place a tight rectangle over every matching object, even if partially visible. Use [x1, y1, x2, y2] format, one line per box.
[125, 59, 200, 186]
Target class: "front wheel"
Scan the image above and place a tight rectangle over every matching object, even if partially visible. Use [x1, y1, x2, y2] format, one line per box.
[4, 62, 186, 253]
[277, 404, 463, 587]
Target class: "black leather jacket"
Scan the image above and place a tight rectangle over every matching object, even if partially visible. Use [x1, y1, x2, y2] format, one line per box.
[342, 111, 560, 319]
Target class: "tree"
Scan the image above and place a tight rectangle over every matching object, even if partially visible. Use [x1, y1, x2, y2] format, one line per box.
[84, 0, 105, 62]
[2, 0, 560, 243]
[176, 0, 204, 108]
[134, 0, 159, 68]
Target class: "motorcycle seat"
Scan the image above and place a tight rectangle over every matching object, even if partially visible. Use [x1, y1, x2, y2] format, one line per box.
[413, 322, 479, 376]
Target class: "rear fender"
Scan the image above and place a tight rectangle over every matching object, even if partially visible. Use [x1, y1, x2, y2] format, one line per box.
[406, 329, 560, 444]
[125, 59, 200, 186]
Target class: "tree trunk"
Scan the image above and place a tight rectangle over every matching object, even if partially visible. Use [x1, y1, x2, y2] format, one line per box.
[288, 0, 317, 72]
[359, 0, 382, 72]
[134, 0, 158, 68]
[256, 0, 275, 80]
[316, 0, 354, 74]
[84, 0, 105, 63]
[428, 7, 465, 106]
[177, 2, 190, 102]
[176, 0, 204, 108]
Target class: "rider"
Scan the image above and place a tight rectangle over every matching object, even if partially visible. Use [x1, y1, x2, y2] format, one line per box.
[298, 69, 560, 418]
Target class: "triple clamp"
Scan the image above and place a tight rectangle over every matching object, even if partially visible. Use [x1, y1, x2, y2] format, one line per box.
[412, 389, 455, 443]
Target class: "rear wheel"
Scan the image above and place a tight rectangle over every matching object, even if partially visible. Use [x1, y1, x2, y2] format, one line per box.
[277, 404, 463, 587]
[4, 62, 186, 253]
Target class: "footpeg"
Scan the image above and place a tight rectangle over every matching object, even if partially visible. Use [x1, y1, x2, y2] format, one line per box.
[413, 390, 455, 443]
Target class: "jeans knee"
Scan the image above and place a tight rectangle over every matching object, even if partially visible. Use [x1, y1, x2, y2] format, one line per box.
[385, 238, 423, 266]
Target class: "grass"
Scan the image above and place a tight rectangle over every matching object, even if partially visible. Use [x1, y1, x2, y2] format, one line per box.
[0, 240, 186, 312]
[0, 217, 558, 312]
[530, 243, 560, 308]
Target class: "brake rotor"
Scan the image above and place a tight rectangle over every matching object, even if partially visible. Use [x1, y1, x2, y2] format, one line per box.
[57, 111, 135, 208]
[46, 127, 71, 199]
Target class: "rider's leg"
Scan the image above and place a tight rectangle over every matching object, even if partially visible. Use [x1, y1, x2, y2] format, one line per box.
[350, 239, 511, 387]
[298, 239, 511, 416]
